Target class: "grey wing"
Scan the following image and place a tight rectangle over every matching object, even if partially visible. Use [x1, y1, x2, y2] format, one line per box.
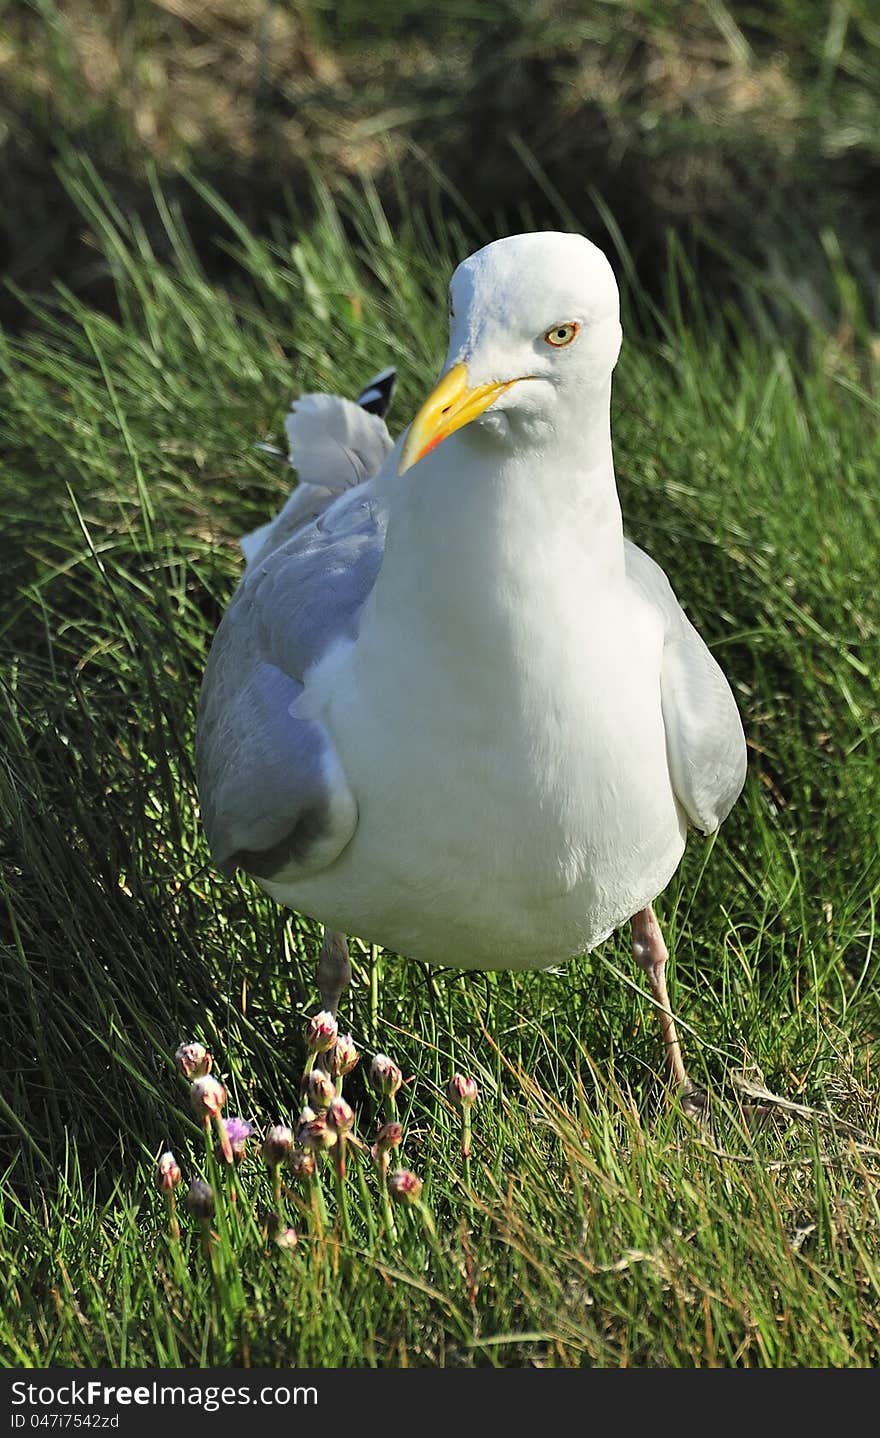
[625, 540, 747, 834]
[197, 393, 392, 883]
[196, 634, 357, 881]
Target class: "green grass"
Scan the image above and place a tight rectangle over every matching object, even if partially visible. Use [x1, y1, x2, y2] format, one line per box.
[0, 166, 879, 1367]
[3, 1, 879, 330]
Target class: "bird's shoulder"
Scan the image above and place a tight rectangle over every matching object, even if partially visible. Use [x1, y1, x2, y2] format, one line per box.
[233, 480, 388, 683]
[622, 538, 687, 634]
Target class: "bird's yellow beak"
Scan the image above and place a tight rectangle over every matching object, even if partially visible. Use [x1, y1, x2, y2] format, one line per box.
[398, 362, 517, 474]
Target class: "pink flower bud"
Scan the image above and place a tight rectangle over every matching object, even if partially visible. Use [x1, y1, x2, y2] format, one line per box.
[370, 1053, 403, 1099]
[327, 1096, 355, 1136]
[372, 1121, 403, 1156]
[261, 1125, 294, 1167]
[274, 1226, 299, 1251]
[299, 1113, 338, 1152]
[304, 1069, 336, 1111]
[184, 1178, 214, 1221]
[190, 1074, 226, 1121]
[330, 1034, 360, 1078]
[288, 1148, 316, 1180]
[371, 1120, 403, 1175]
[155, 1151, 181, 1192]
[388, 1169, 423, 1206]
[304, 1010, 338, 1055]
[175, 1041, 212, 1080]
[447, 1074, 478, 1110]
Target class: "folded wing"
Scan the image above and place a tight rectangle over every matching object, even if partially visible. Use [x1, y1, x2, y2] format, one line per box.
[625, 540, 747, 834]
[197, 382, 394, 881]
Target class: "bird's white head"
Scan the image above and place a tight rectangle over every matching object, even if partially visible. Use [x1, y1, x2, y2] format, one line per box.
[399, 231, 622, 474]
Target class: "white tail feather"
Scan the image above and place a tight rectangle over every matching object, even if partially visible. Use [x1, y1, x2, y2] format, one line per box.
[241, 393, 393, 568]
[284, 393, 392, 491]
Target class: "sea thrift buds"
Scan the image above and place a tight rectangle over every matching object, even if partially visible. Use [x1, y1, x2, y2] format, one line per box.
[155, 1151, 181, 1192]
[299, 1113, 337, 1152]
[185, 1178, 214, 1221]
[370, 1120, 403, 1178]
[327, 1096, 355, 1136]
[304, 1069, 336, 1111]
[372, 1121, 403, 1156]
[157, 1151, 183, 1241]
[289, 1148, 316, 1180]
[190, 1075, 226, 1121]
[221, 1117, 253, 1163]
[175, 1041, 212, 1080]
[388, 1169, 423, 1206]
[304, 1010, 338, 1055]
[327, 1096, 355, 1179]
[262, 1125, 294, 1168]
[447, 1074, 479, 1110]
[448, 1074, 477, 1160]
[330, 1034, 360, 1078]
[370, 1054, 403, 1099]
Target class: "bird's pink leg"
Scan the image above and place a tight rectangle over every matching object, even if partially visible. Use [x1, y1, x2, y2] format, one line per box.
[631, 904, 704, 1115]
[317, 928, 351, 1018]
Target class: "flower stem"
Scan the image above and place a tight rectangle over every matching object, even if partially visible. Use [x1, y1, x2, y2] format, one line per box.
[379, 1173, 397, 1240]
[354, 1152, 377, 1244]
[461, 1111, 472, 1196]
[369, 944, 379, 1046]
[309, 1170, 327, 1238]
[213, 1113, 233, 1164]
[334, 1143, 352, 1243]
[166, 1189, 180, 1244]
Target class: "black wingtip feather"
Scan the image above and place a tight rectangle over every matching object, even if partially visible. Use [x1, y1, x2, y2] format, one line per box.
[356, 367, 397, 417]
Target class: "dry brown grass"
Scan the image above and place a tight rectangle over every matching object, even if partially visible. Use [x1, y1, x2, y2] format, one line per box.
[2, 1, 878, 326]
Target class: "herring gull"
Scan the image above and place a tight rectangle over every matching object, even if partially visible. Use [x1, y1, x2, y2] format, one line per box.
[196, 232, 747, 1108]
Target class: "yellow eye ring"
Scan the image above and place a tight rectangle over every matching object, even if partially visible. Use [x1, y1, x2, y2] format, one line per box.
[544, 321, 580, 348]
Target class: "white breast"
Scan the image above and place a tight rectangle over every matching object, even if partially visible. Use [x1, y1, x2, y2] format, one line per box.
[265, 497, 686, 970]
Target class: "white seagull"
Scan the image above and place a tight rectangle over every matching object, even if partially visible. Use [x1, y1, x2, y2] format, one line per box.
[196, 232, 747, 1107]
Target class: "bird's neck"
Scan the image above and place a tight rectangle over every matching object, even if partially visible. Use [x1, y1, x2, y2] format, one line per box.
[362, 384, 625, 675]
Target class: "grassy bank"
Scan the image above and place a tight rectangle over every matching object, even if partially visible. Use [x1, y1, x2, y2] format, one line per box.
[3, 1, 879, 328]
[0, 173, 878, 1366]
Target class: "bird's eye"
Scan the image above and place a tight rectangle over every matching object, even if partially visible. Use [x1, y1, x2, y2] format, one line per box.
[544, 321, 580, 348]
